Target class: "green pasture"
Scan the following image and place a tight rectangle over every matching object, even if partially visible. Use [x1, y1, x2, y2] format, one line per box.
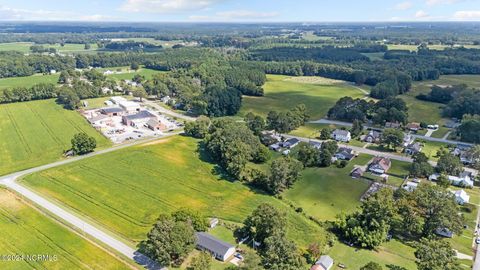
[0, 188, 130, 270]
[20, 136, 326, 248]
[240, 75, 366, 120]
[0, 99, 110, 176]
[0, 74, 59, 89]
[0, 42, 98, 53]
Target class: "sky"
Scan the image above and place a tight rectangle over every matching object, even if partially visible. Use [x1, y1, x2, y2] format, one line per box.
[0, 0, 479, 22]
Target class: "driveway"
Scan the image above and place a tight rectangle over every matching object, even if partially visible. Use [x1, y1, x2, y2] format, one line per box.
[144, 100, 196, 122]
[0, 134, 179, 270]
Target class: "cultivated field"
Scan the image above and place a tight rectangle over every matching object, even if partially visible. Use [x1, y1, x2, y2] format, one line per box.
[240, 75, 366, 120]
[0, 99, 110, 175]
[0, 188, 130, 270]
[20, 136, 326, 247]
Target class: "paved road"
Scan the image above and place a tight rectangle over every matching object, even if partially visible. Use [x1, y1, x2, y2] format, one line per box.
[310, 118, 474, 146]
[0, 134, 178, 270]
[144, 100, 196, 122]
[283, 134, 478, 176]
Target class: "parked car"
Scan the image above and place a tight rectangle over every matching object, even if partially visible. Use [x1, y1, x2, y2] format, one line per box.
[476, 238, 480, 245]
[234, 253, 244, 260]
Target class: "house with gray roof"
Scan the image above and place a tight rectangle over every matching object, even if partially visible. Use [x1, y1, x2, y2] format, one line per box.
[196, 232, 236, 262]
[315, 255, 334, 270]
[122, 111, 156, 126]
[332, 129, 351, 142]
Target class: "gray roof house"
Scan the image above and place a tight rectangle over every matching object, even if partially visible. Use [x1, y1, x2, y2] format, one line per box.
[364, 130, 381, 143]
[283, 138, 300, 149]
[100, 107, 125, 116]
[196, 232, 236, 262]
[405, 142, 422, 155]
[122, 111, 156, 126]
[335, 147, 355, 161]
[315, 255, 334, 270]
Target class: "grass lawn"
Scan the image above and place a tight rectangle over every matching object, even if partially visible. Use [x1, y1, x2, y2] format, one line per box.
[284, 154, 372, 221]
[0, 188, 130, 270]
[289, 123, 335, 138]
[420, 141, 450, 161]
[20, 136, 326, 248]
[328, 239, 417, 270]
[0, 99, 111, 176]
[240, 74, 366, 120]
[103, 67, 164, 81]
[361, 52, 385, 61]
[387, 160, 411, 187]
[0, 73, 59, 89]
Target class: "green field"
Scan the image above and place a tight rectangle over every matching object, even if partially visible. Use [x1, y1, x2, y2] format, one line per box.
[0, 188, 130, 270]
[0, 74, 59, 89]
[285, 154, 372, 221]
[240, 75, 366, 120]
[20, 136, 325, 248]
[387, 44, 480, 52]
[0, 42, 99, 53]
[0, 99, 110, 176]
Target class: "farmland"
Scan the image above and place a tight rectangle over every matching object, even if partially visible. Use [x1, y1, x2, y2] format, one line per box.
[0, 188, 130, 270]
[20, 136, 326, 248]
[0, 99, 110, 176]
[240, 74, 366, 120]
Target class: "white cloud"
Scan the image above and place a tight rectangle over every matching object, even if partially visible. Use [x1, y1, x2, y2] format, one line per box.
[0, 5, 117, 21]
[394, 1, 413, 10]
[453, 10, 480, 20]
[415, 10, 429, 18]
[189, 9, 279, 21]
[120, 0, 225, 13]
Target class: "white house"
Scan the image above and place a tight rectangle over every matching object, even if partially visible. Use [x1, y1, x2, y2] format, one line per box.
[332, 129, 351, 142]
[453, 189, 470, 205]
[403, 181, 419, 192]
[196, 232, 235, 262]
[429, 173, 474, 188]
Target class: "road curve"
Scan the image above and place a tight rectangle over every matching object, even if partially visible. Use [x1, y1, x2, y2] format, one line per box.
[0, 134, 179, 270]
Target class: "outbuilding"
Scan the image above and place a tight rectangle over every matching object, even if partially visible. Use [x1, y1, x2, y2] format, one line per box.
[119, 101, 141, 113]
[196, 232, 236, 262]
[146, 118, 166, 131]
[315, 255, 334, 270]
[122, 111, 156, 126]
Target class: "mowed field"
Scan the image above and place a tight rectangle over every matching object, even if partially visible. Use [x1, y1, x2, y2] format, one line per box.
[0, 74, 59, 89]
[240, 75, 366, 120]
[0, 99, 110, 175]
[285, 154, 372, 221]
[20, 136, 326, 247]
[0, 42, 99, 53]
[0, 188, 130, 270]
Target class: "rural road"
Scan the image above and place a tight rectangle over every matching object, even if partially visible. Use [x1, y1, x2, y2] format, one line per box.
[144, 100, 196, 122]
[310, 118, 474, 146]
[0, 134, 180, 270]
[283, 134, 478, 176]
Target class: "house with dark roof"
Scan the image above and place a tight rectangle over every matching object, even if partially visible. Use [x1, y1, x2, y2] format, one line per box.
[100, 107, 125, 117]
[196, 232, 235, 262]
[122, 111, 156, 126]
[368, 157, 391, 174]
[283, 138, 300, 149]
[335, 147, 355, 161]
[351, 167, 364, 179]
[406, 122, 421, 132]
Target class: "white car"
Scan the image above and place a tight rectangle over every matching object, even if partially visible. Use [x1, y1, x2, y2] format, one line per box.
[476, 238, 480, 245]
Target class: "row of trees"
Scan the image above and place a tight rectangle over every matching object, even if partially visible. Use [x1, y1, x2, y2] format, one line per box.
[0, 83, 57, 104]
[327, 96, 409, 125]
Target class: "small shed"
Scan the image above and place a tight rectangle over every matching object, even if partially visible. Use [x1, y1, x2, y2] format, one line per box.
[315, 255, 334, 270]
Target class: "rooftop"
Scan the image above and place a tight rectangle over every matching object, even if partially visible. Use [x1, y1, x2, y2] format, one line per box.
[196, 232, 234, 257]
[123, 111, 156, 121]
